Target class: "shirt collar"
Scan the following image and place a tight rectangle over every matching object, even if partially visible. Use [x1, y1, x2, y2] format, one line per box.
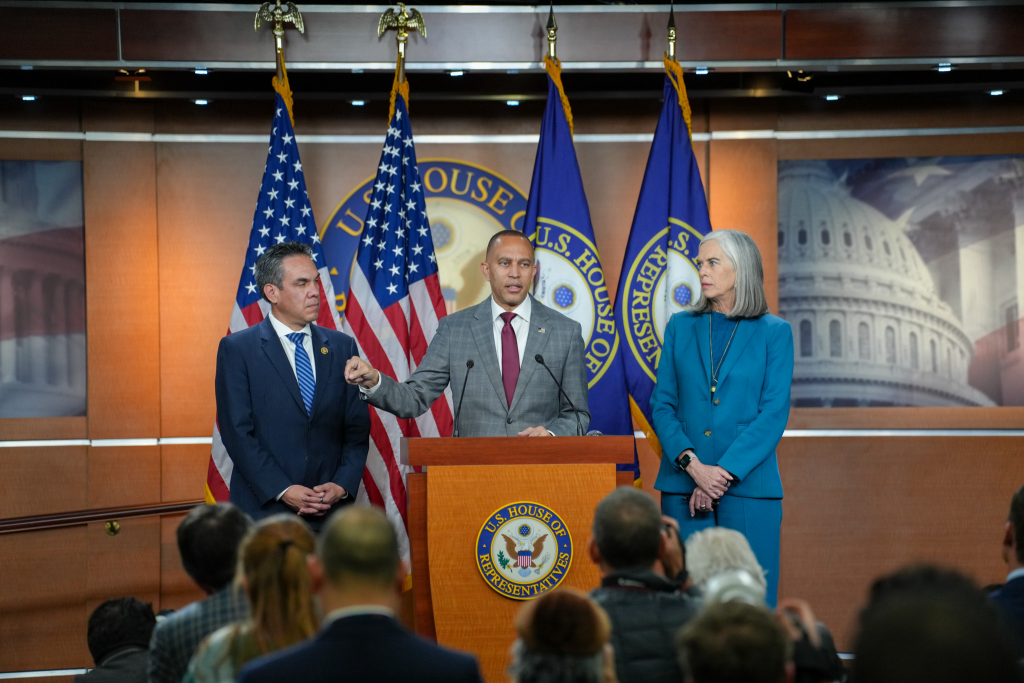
[490, 295, 531, 324]
[1007, 567, 1024, 583]
[269, 310, 312, 339]
[321, 605, 395, 629]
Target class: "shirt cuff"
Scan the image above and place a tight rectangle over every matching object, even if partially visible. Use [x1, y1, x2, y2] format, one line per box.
[276, 486, 291, 501]
[359, 372, 382, 397]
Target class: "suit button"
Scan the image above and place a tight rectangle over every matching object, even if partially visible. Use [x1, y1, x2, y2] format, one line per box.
[507, 417, 513, 424]
[714, 399, 720, 406]
[704, 430, 711, 437]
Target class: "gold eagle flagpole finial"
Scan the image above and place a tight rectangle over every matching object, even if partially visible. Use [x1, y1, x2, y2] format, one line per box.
[546, 4, 558, 61]
[378, 3, 427, 84]
[667, 4, 677, 61]
[255, 0, 305, 81]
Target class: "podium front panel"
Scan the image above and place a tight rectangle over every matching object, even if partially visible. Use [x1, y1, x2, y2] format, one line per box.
[427, 463, 615, 683]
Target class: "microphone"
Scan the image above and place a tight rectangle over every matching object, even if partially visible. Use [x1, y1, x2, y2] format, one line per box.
[452, 359, 474, 437]
[535, 354, 584, 437]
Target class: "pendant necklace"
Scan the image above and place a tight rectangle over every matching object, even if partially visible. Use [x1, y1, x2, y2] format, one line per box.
[709, 314, 740, 396]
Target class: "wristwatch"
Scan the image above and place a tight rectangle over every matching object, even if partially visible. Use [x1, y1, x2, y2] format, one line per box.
[677, 451, 696, 471]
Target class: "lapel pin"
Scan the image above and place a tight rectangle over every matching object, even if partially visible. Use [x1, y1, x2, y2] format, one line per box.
[538, 328, 546, 334]
[321, 347, 329, 354]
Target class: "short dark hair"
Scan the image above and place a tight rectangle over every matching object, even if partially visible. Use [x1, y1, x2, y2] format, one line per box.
[254, 241, 315, 302]
[318, 506, 399, 587]
[86, 597, 156, 665]
[1010, 483, 1024, 564]
[177, 503, 253, 592]
[592, 487, 662, 570]
[485, 230, 533, 259]
[676, 601, 792, 683]
[854, 566, 1018, 683]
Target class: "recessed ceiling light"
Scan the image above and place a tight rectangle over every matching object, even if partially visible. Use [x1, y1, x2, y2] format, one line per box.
[351, 100, 366, 106]
[507, 69, 519, 75]
[195, 68, 209, 75]
[936, 63, 953, 72]
[694, 67, 710, 75]
[825, 94, 840, 101]
[506, 100, 520, 106]
[449, 70, 464, 77]
[194, 99, 209, 105]
[20, 65, 33, 71]
[22, 95, 36, 101]
[990, 89, 1005, 96]
[351, 68, 363, 74]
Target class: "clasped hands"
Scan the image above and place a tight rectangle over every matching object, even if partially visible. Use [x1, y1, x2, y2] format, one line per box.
[344, 356, 552, 437]
[684, 454, 733, 517]
[282, 483, 346, 517]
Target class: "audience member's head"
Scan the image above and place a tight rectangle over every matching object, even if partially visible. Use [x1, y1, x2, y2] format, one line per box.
[313, 506, 402, 608]
[853, 564, 1018, 683]
[177, 503, 253, 594]
[703, 569, 767, 606]
[86, 597, 156, 666]
[238, 515, 318, 652]
[510, 589, 613, 683]
[1004, 482, 1024, 569]
[685, 528, 767, 594]
[676, 600, 793, 683]
[590, 487, 663, 572]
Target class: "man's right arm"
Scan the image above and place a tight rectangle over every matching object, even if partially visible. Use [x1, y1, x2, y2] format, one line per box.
[346, 317, 453, 419]
[214, 337, 292, 504]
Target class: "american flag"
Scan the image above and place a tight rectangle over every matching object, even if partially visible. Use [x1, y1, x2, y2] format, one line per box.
[343, 93, 452, 566]
[205, 92, 340, 504]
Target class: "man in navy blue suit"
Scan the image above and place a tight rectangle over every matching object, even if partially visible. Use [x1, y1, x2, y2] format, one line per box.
[991, 482, 1024, 657]
[238, 506, 483, 683]
[215, 242, 369, 531]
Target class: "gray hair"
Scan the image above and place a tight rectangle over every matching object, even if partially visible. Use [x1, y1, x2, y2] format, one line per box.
[508, 639, 605, 683]
[684, 527, 767, 593]
[254, 241, 316, 302]
[684, 229, 769, 319]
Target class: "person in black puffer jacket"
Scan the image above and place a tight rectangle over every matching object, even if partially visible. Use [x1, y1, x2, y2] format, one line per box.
[589, 487, 700, 683]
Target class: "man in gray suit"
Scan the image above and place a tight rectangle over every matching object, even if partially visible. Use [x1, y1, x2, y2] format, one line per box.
[345, 230, 590, 436]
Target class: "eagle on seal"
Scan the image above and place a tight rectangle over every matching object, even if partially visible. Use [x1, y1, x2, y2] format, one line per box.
[502, 533, 548, 568]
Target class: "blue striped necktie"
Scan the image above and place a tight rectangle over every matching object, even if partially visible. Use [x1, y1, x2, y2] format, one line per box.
[286, 332, 315, 414]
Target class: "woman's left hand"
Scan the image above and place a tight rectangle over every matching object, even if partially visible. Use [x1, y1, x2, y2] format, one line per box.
[689, 487, 715, 517]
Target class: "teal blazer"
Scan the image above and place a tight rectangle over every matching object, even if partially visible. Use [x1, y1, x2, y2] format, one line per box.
[651, 312, 793, 499]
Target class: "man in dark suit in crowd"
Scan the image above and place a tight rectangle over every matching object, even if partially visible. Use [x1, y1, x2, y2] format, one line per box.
[589, 487, 699, 683]
[216, 242, 370, 528]
[345, 230, 590, 437]
[148, 504, 252, 683]
[239, 506, 483, 683]
[991, 482, 1024, 657]
[76, 597, 155, 683]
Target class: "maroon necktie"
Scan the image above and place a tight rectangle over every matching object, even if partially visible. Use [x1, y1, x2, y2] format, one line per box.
[499, 311, 520, 408]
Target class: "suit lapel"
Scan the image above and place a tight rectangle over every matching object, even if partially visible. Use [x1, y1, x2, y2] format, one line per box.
[714, 317, 756, 388]
[260, 317, 306, 413]
[695, 314, 712, 391]
[309, 324, 332, 420]
[471, 299, 509, 409]
[510, 297, 550, 413]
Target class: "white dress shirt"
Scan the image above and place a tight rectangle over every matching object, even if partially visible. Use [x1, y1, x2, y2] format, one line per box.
[1007, 567, 1024, 583]
[490, 295, 531, 375]
[268, 311, 316, 382]
[321, 605, 396, 630]
[361, 295, 532, 396]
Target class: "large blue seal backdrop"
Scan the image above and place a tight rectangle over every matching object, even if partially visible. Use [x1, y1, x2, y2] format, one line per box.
[476, 501, 574, 600]
[320, 159, 529, 318]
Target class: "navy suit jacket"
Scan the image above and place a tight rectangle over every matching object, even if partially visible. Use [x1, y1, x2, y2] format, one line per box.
[215, 316, 370, 530]
[651, 311, 793, 499]
[991, 576, 1024, 656]
[237, 614, 483, 683]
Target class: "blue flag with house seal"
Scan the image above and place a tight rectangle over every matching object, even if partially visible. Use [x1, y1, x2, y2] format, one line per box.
[524, 57, 639, 482]
[614, 59, 713, 458]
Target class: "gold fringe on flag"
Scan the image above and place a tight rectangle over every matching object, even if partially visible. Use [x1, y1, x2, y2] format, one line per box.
[544, 55, 574, 138]
[630, 395, 662, 457]
[273, 53, 295, 126]
[388, 57, 411, 123]
[663, 57, 692, 140]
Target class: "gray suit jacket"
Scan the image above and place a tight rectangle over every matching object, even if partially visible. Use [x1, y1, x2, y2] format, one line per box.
[364, 296, 590, 436]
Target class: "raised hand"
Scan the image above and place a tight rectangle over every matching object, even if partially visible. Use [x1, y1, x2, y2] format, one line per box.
[345, 356, 379, 388]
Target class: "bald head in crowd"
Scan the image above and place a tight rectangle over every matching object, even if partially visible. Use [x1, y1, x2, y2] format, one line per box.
[316, 506, 402, 591]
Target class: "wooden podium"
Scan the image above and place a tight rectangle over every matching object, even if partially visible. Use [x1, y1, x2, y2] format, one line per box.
[403, 436, 635, 683]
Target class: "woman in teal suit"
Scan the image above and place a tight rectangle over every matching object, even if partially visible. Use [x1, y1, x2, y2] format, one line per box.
[651, 229, 793, 605]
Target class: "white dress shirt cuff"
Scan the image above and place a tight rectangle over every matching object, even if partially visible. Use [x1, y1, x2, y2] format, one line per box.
[276, 486, 291, 501]
[358, 372, 383, 397]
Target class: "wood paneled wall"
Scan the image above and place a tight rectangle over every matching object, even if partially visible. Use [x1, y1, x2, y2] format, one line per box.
[0, 88, 1022, 672]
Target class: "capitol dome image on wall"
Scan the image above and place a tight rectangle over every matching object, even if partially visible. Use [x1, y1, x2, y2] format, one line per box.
[777, 159, 1023, 408]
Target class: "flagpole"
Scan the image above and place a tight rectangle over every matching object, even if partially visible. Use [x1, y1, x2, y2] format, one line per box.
[546, 4, 558, 60]
[378, 3, 427, 86]
[667, 4, 677, 62]
[255, 0, 305, 121]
